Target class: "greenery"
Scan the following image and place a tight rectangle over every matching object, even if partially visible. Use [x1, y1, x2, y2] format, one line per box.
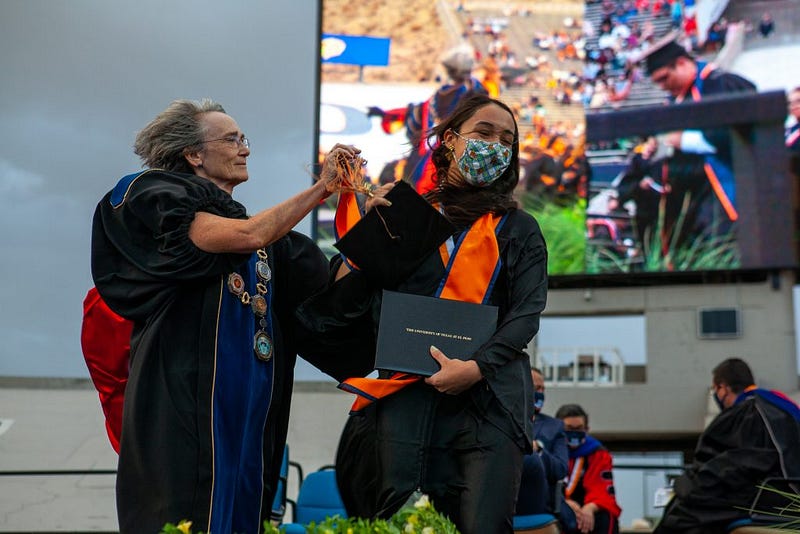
[585, 192, 740, 274]
[160, 493, 461, 534]
[520, 193, 586, 275]
[737, 482, 800, 531]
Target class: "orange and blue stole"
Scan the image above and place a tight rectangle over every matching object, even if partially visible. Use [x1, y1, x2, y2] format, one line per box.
[335, 197, 508, 412]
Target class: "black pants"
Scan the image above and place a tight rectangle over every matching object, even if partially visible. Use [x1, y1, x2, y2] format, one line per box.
[373, 382, 524, 534]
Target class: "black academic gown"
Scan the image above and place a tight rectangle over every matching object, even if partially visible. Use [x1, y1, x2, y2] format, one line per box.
[91, 170, 371, 534]
[655, 391, 800, 534]
[328, 208, 549, 523]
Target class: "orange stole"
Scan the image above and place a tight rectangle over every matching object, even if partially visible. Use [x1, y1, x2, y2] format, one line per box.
[334, 190, 362, 270]
[339, 211, 507, 412]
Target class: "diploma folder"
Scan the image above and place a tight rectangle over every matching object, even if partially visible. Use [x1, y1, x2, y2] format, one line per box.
[375, 290, 498, 376]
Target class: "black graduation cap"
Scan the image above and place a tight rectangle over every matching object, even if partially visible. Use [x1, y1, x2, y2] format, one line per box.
[334, 180, 456, 288]
[639, 32, 692, 75]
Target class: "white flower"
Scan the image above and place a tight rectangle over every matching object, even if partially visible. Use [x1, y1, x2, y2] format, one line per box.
[413, 494, 431, 509]
[422, 528, 434, 534]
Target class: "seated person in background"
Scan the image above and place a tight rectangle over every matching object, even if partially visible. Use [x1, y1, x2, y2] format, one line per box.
[556, 404, 621, 534]
[516, 368, 570, 525]
[654, 358, 800, 534]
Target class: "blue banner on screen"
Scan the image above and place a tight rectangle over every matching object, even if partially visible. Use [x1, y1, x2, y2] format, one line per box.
[321, 34, 390, 66]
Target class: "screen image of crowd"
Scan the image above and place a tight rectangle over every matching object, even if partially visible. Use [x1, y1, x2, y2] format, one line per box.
[316, 0, 798, 278]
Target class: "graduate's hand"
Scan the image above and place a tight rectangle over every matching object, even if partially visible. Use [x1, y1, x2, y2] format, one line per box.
[424, 346, 482, 395]
[365, 182, 394, 211]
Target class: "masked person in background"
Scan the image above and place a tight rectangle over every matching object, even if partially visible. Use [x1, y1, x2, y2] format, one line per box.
[516, 368, 571, 528]
[329, 94, 549, 534]
[655, 358, 800, 534]
[556, 404, 622, 534]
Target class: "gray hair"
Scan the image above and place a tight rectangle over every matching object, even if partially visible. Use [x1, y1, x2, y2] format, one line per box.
[133, 98, 226, 174]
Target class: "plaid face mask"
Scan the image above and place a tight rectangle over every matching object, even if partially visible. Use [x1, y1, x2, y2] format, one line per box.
[456, 135, 512, 187]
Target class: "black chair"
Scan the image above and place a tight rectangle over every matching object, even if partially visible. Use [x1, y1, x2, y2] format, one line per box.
[726, 477, 800, 533]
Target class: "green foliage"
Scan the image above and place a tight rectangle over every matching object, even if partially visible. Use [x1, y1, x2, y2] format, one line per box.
[520, 193, 586, 275]
[162, 494, 461, 534]
[586, 192, 740, 274]
[739, 482, 800, 531]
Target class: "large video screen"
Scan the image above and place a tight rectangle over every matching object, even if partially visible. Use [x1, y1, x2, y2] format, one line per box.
[316, 0, 796, 279]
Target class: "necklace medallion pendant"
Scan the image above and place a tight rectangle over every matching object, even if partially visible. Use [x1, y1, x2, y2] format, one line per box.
[251, 294, 267, 317]
[256, 261, 272, 282]
[227, 273, 245, 295]
[254, 330, 273, 361]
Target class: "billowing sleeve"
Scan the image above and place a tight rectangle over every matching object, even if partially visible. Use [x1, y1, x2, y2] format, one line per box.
[91, 171, 250, 318]
[473, 211, 548, 379]
[277, 235, 377, 381]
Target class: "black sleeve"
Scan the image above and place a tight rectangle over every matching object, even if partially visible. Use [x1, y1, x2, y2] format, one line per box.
[286, 243, 378, 382]
[91, 171, 250, 319]
[474, 210, 549, 380]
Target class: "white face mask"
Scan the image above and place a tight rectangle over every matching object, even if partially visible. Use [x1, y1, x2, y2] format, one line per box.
[453, 132, 512, 187]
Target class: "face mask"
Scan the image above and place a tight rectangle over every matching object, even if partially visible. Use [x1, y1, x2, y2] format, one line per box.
[454, 133, 512, 187]
[533, 391, 545, 413]
[565, 430, 586, 448]
[713, 390, 726, 412]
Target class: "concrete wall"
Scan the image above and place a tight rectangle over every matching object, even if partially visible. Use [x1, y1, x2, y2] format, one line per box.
[541, 270, 799, 437]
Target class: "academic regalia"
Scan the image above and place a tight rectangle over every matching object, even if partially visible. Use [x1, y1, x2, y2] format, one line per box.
[324, 200, 549, 533]
[565, 435, 622, 532]
[641, 35, 756, 245]
[91, 170, 370, 534]
[655, 389, 800, 534]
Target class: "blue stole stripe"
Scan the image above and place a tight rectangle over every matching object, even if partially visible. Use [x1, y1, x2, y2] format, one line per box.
[569, 435, 603, 459]
[210, 253, 274, 534]
[482, 214, 509, 304]
[435, 229, 469, 298]
[110, 171, 147, 208]
[737, 388, 800, 422]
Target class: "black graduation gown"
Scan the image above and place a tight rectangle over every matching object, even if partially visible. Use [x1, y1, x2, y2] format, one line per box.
[655, 393, 800, 534]
[328, 208, 549, 519]
[91, 170, 371, 534]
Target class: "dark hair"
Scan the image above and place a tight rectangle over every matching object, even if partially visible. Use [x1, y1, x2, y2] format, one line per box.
[424, 94, 519, 228]
[712, 358, 755, 394]
[555, 403, 589, 425]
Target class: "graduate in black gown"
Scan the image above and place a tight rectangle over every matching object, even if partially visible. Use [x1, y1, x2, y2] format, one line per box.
[641, 34, 755, 250]
[324, 95, 549, 534]
[91, 99, 372, 534]
[655, 358, 800, 534]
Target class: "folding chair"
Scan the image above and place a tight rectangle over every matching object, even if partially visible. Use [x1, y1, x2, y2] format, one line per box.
[269, 445, 290, 523]
[281, 466, 347, 533]
[727, 478, 800, 534]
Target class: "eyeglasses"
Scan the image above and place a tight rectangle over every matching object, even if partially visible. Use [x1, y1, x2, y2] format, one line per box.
[202, 134, 250, 149]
